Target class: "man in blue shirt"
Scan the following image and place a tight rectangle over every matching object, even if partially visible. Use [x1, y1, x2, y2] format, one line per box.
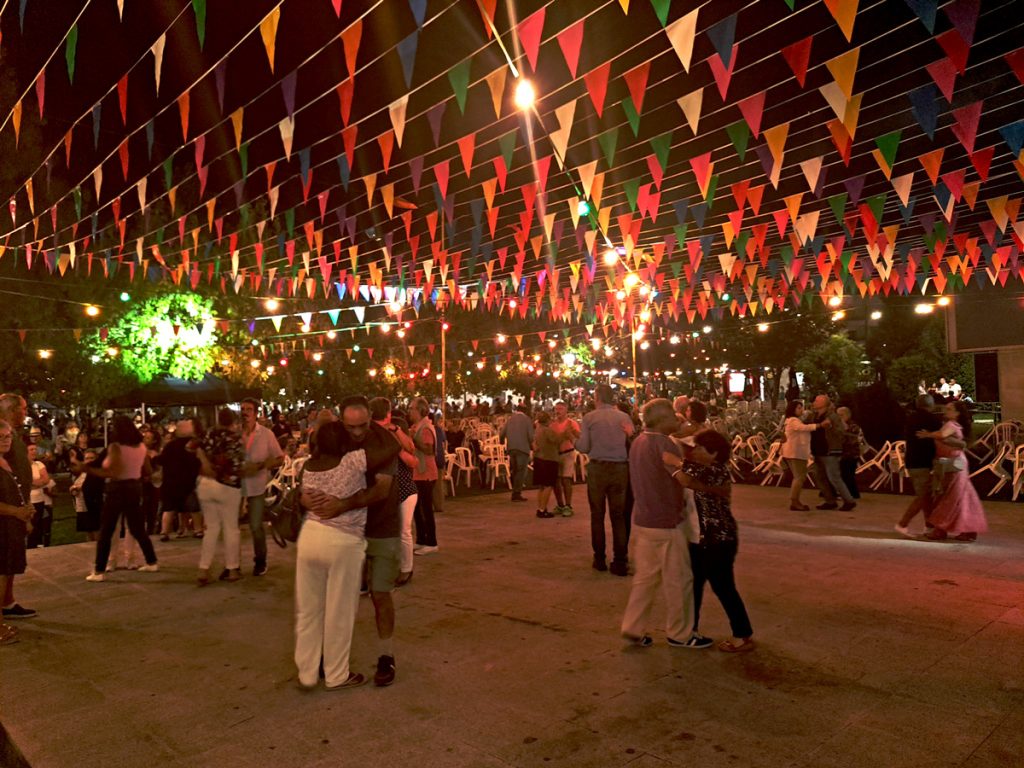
[576, 385, 634, 575]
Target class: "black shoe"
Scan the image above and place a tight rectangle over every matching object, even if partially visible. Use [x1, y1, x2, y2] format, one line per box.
[536, 509, 555, 518]
[2, 604, 37, 619]
[253, 561, 268, 577]
[839, 501, 857, 511]
[668, 633, 713, 649]
[816, 502, 838, 510]
[609, 561, 629, 577]
[511, 494, 528, 502]
[374, 655, 396, 687]
[592, 558, 608, 572]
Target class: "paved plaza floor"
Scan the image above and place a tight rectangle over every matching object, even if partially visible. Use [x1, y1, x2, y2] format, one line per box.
[1, 484, 1021, 768]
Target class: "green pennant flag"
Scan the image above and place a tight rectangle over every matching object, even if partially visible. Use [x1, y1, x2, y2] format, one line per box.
[933, 220, 948, 243]
[669, 259, 683, 278]
[623, 178, 641, 212]
[622, 97, 641, 137]
[499, 129, 517, 170]
[874, 130, 901, 168]
[73, 187, 82, 219]
[725, 120, 750, 161]
[780, 244, 794, 266]
[240, 203, 251, 228]
[239, 142, 249, 178]
[598, 127, 618, 168]
[65, 25, 79, 82]
[734, 231, 750, 257]
[840, 250, 854, 274]
[163, 157, 174, 191]
[214, 256, 221, 277]
[865, 193, 887, 223]
[285, 208, 295, 238]
[448, 59, 471, 115]
[783, 0, 795, 9]
[704, 174, 719, 208]
[192, 0, 207, 50]
[156, 226, 165, 245]
[827, 192, 847, 223]
[673, 224, 688, 247]
[650, 0, 672, 26]
[649, 131, 672, 170]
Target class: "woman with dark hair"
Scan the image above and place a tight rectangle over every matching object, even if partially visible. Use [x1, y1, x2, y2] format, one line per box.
[195, 409, 245, 584]
[780, 401, 823, 511]
[0, 419, 34, 645]
[918, 401, 987, 542]
[157, 419, 201, 541]
[76, 415, 159, 582]
[664, 430, 755, 653]
[294, 421, 368, 689]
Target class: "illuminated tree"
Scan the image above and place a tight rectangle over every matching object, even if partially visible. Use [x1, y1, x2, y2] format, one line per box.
[83, 292, 222, 384]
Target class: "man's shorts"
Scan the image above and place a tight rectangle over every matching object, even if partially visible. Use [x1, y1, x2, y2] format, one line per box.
[558, 450, 576, 478]
[908, 468, 932, 498]
[365, 537, 401, 593]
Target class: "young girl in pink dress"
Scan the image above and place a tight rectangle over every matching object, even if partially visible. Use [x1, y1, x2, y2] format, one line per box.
[917, 401, 987, 542]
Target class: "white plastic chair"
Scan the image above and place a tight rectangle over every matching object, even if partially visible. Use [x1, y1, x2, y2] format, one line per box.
[969, 441, 1014, 496]
[1010, 444, 1024, 501]
[575, 452, 589, 482]
[757, 442, 787, 486]
[453, 447, 478, 488]
[444, 452, 457, 497]
[482, 444, 511, 489]
[857, 441, 892, 476]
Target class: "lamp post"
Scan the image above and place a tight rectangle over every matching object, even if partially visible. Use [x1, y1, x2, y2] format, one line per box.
[631, 315, 639, 406]
[440, 318, 448, 415]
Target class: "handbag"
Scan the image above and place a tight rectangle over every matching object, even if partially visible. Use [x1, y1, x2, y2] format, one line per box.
[268, 468, 304, 548]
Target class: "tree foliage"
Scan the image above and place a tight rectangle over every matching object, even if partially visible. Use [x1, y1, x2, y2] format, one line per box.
[796, 334, 867, 397]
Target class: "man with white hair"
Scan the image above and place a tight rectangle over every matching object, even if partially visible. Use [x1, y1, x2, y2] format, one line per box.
[808, 395, 855, 511]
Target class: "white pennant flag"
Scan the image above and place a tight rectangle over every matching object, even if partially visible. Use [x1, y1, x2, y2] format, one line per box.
[152, 35, 166, 94]
[278, 116, 295, 159]
[389, 95, 409, 147]
[136, 177, 147, 211]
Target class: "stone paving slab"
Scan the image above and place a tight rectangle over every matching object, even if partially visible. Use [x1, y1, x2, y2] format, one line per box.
[2, 484, 1022, 768]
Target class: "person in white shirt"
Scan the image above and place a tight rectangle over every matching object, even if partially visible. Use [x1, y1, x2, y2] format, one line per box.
[949, 379, 962, 398]
[780, 401, 824, 511]
[938, 378, 950, 397]
[239, 398, 284, 577]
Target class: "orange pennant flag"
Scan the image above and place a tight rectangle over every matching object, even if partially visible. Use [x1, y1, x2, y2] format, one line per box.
[260, 7, 281, 72]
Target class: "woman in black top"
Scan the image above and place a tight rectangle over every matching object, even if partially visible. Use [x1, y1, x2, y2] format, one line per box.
[665, 430, 754, 653]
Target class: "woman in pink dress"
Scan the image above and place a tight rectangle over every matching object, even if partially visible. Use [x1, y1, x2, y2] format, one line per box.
[917, 401, 987, 542]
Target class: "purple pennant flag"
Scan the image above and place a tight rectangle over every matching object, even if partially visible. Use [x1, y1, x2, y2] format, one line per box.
[409, 0, 427, 27]
[214, 61, 227, 114]
[281, 71, 298, 117]
[754, 143, 774, 178]
[944, 0, 979, 44]
[427, 102, 445, 147]
[843, 174, 865, 206]
[396, 29, 419, 88]
[706, 14, 737, 67]
[812, 164, 827, 198]
[409, 155, 424, 193]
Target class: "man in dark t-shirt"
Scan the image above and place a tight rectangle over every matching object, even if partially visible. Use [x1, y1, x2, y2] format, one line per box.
[896, 395, 944, 535]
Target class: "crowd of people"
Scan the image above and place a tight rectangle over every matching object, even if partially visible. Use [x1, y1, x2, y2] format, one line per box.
[0, 381, 994, 678]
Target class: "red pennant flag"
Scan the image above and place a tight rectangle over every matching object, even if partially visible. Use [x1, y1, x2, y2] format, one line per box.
[118, 75, 128, 123]
[557, 18, 584, 79]
[517, 8, 545, 72]
[584, 61, 611, 118]
[936, 29, 970, 75]
[623, 61, 650, 113]
[781, 36, 813, 87]
[35, 71, 45, 118]
[477, 0, 497, 38]
[336, 78, 354, 127]
[969, 146, 994, 181]
[737, 91, 765, 138]
[119, 139, 130, 179]
[378, 130, 394, 173]
[457, 132, 476, 178]
[433, 159, 450, 198]
[1005, 48, 1024, 85]
[342, 125, 358, 166]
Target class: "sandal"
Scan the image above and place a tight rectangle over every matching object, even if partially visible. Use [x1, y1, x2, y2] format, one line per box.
[395, 571, 413, 587]
[325, 672, 367, 690]
[0, 623, 18, 645]
[196, 569, 211, 586]
[718, 637, 756, 653]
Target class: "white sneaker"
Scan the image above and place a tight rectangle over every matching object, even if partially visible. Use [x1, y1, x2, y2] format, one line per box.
[85, 572, 105, 582]
[414, 546, 439, 556]
[137, 564, 160, 573]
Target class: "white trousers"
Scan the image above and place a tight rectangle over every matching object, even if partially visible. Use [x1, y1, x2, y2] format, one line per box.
[294, 522, 366, 688]
[621, 523, 695, 642]
[197, 476, 242, 571]
[399, 494, 417, 573]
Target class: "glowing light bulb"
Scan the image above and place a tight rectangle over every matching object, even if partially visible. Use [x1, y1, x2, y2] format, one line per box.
[85, 305, 100, 317]
[615, 290, 626, 301]
[384, 365, 396, 377]
[603, 249, 619, 266]
[757, 323, 769, 333]
[368, 368, 378, 377]
[936, 296, 951, 307]
[828, 296, 843, 308]
[577, 201, 591, 217]
[669, 335, 680, 345]
[300, 323, 311, 333]
[640, 341, 650, 350]
[326, 330, 337, 340]
[38, 349, 52, 359]
[870, 310, 883, 320]
[514, 78, 536, 110]
[396, 329, 406, 339]
[381, 323, 391, 334]
[590, 338, 602, 351]
[264, 298, 279, 312]
[702, 325, 713, 334]
[312, 352, 323, 362]
[914, 303, 934, 315]
[496, 334, 507, 344]
[639, 309, 651, 323]
[831, 311, 846, 321]
[624, 273, 640, 289]
[250, 359, 261, 368]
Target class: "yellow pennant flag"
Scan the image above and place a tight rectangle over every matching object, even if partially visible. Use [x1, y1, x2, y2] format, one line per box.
[12, 100, 22, 146]
[260, 8, 281, 72]
[231, 108, 244, 149]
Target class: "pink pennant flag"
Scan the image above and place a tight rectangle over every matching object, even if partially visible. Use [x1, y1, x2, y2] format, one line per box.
[707, 46, 738, 101]
[951, 100, 982, 154]
[737, 91, 765, 138]
[517, 8, 545, 72]
[926, 58, 957, 102]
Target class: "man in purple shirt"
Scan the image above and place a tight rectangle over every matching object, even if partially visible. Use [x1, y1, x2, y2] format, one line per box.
[620, 399, 710, 649]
